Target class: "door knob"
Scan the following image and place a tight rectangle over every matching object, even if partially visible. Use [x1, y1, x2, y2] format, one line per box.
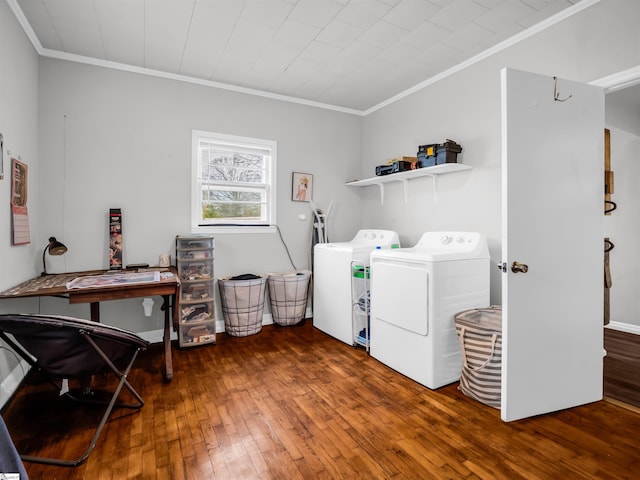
[511, 261, 529, 273]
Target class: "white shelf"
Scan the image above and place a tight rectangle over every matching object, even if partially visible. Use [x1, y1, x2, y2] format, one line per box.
[346, 163, 472, 204]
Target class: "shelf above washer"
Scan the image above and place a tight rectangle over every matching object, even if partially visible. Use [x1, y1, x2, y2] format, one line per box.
[346, 163, 472, 204]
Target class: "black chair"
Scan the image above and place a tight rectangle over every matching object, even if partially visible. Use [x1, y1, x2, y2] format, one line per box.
[0, 313, 149, 467]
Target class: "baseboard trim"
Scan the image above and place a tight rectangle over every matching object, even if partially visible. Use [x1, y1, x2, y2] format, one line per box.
[606, 322, 640, 335]
[603, 396, 640, 414]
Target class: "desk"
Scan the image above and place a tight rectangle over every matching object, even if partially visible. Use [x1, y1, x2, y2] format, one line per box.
[0, 268, 180, 382]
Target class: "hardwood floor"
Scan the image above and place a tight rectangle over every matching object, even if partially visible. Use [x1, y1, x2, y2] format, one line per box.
[604, 327, 640, 407]
[4, 320, 640, 480]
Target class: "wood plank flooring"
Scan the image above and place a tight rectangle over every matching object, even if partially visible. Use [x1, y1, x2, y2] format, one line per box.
[4, 320, 640, 480]
[604, 327, 640, 407]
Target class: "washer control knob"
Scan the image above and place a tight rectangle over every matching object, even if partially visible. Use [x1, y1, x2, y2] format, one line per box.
[456, 236, 464, 244]
[441, 235, 451, 245]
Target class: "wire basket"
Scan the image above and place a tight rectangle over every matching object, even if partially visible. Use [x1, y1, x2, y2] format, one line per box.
[267, 270, 311, 326]
[218, 274, 267, 336]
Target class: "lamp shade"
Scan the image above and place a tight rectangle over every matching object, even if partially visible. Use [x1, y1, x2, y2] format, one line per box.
[48, 237, 67, 256]
[41, 237, 68, 276]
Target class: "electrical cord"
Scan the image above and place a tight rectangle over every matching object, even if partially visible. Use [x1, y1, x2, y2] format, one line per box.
[274, 225, 298, 271]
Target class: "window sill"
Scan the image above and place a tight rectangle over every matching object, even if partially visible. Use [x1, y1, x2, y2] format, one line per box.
[192, 225, 276, 235]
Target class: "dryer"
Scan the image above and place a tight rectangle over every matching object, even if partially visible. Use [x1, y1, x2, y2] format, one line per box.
[314, 229, 400, 345]
[369, 232, 490, 389]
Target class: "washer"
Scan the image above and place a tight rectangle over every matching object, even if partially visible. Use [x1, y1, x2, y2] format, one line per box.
[369, 231, 490, 389]
[313, 229, 400, 345]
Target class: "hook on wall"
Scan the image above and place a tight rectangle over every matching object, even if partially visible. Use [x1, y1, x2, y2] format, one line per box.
[553, 76, 573, 102]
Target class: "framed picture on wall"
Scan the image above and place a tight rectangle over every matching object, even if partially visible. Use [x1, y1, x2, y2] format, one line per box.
[292, 172, 312, 202]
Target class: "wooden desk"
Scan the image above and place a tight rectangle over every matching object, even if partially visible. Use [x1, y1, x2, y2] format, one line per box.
[0, 268, 180, 382]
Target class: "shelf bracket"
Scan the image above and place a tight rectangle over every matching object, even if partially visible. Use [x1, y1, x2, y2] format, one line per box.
[376, 183, 385, 204]
[431, 175, 439, 202]
[400, 179, 409, 203]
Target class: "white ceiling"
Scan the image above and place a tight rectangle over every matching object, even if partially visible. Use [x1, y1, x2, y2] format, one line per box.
[11, 0, 588, 113]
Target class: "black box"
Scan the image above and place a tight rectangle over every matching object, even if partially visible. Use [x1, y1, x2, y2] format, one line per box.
[417, 140, 462, 168]
[375, 160, 414, 176]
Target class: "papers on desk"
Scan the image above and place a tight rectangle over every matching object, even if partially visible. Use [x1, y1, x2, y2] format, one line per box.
[66, 271, 161, 289]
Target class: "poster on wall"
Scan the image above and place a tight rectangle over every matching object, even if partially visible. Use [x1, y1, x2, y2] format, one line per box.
[109, 208, 123, 270]
[292, 172, 312, 202]
[11, 158, 30, 245]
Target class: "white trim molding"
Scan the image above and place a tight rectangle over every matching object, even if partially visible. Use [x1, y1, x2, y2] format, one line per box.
[606, 321, 640, 336]
[591, 65, 640, 93]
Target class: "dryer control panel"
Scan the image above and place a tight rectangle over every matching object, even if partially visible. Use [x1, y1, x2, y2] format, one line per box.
[412, 231, 489, 261]
[417, 231, 479, 247]
[351, 229, 400, 247]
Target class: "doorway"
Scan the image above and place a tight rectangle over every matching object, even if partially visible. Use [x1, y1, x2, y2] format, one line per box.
[602, 80, 640, 407]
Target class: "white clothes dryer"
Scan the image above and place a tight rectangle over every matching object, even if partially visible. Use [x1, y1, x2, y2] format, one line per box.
[369, 232, 490, 389]
[314, 229, 400, 345]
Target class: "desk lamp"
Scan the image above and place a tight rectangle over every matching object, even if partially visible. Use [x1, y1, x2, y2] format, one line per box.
[41, 237, 68, 276]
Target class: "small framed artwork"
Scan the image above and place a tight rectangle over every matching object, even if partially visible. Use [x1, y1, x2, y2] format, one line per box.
[292, 172, 312, 202]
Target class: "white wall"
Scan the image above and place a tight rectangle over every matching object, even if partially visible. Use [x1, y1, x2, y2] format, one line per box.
[0, 0, 40, 406]
[360, 0, 640, 306]
[37, 59, 362, 332]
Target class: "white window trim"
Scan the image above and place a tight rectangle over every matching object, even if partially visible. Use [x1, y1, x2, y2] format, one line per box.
[191, 130, 277, 234]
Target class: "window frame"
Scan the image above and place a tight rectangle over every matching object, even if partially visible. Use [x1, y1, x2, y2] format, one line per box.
[191, 130, 277, 234]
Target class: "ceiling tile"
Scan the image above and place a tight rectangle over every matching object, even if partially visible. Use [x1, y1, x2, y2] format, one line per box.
[288, 0, 343, 28]
[337, 40, 383, 65]
[479, 23, 525, 48]
[384, 0, 441, 30]
[294, 71, 338, 99]
[335, 0, 393, 29]
[521, 0, 572, 10]
[429, 0, 489, 31]
[42, 0, 105, 57]
[299, 40, 343, 64]
[17, 0, 63, 50]
[518, 0, 576, 28]
[399, 20, 452, 49]
[270, 57, 323, 92]
[144, 1, 194, 72]
[474, 0, 508, 9]
[475, 0, 536, 33]
[316, 19, 364, 48]
[440, 22, 493, 51]
[358, 20, 408, 49]
[273, 19, 321, 47]
[221, 20, 277, 65]
[377, 42, 422, 66]
[95, 0, 145, 65]
[179, 1, 244, 79]
[242, 42, 300, 90]
[240, 0, 293, 29]
[413, 41, 462, 67]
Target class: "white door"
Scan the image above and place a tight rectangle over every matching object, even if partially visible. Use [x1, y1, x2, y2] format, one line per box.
[501, 68, 604, 422]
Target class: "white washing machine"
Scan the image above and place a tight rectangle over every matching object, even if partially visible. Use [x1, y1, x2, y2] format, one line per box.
[369, 231, 490, 389]
[314, 229, 400, 345]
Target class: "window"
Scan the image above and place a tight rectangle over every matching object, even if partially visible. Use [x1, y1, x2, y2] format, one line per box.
[192, 131, 277, 233]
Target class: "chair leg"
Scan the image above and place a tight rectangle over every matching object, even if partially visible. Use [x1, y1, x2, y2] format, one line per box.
[18, 336, 145, 467]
